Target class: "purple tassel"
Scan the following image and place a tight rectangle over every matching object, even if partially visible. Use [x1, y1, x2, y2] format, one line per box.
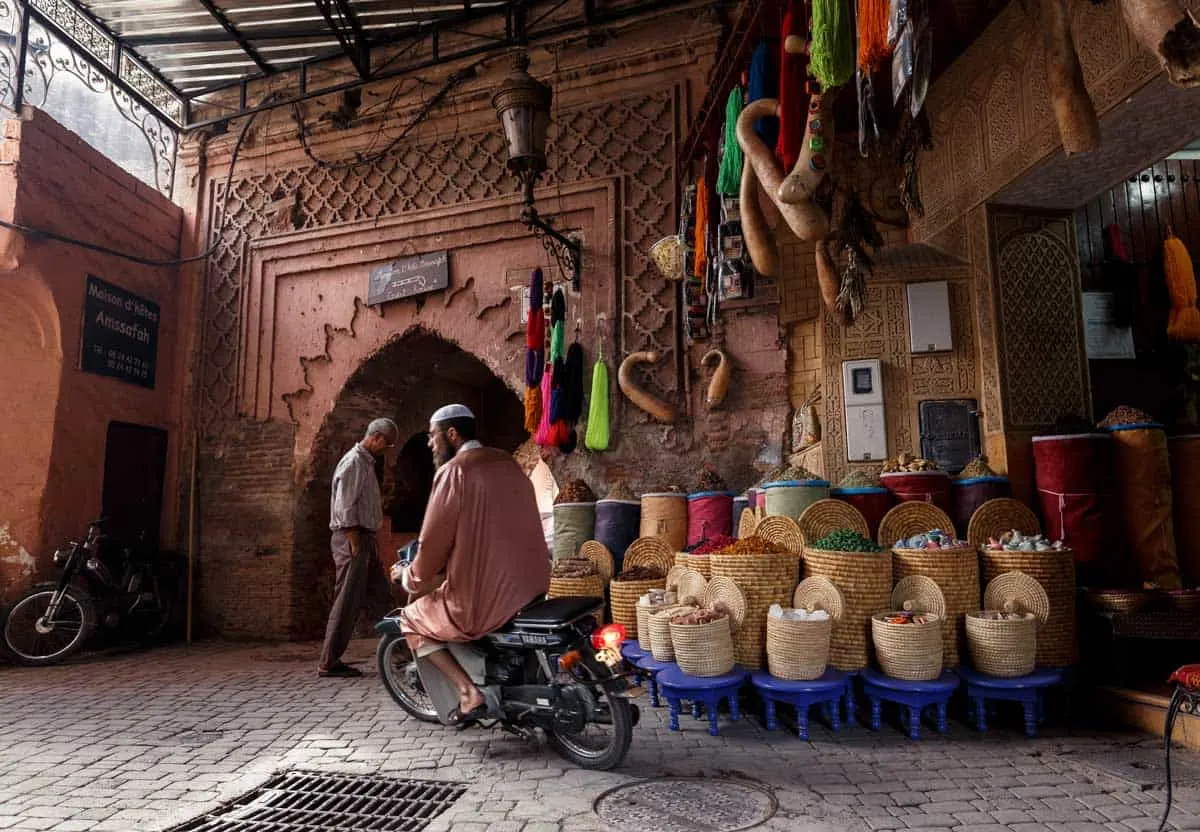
[525, 348, 543, 387]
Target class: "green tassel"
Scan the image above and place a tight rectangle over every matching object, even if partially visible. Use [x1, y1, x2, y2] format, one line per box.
[811, 0, 855, 89]
[716, 86, 745, 196]
[584, 358, 610, 451]
[550, 321, 565, 363]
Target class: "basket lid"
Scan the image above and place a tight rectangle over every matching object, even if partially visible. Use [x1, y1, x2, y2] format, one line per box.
[984, 570, 1050, 623]
[792, 575, 845, 622]
[966, 497, 1041, 548]
[799, 498, 870, 543]
[754, 515, 805, 553]
[675, 569, 708, 605]
[701, 577, 746, 632]
[737, 508, 759, 539]
[623, 537, 674, 575]
[890, 575, 946, 619]
[578, 540, 614, 582]
[665, 565, 688, 591]
[877, 502, 957, 548]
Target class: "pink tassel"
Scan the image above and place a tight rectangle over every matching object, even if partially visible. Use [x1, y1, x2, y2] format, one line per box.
[535, 369, 554, 445]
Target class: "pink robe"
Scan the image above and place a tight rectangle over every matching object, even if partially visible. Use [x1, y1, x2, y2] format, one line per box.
[402, 446, 550, 648]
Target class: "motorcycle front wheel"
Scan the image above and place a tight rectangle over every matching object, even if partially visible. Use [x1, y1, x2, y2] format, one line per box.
[2, 583, 96, 666]
[376, 633, 439, 722]
[547, 676, 634, 771]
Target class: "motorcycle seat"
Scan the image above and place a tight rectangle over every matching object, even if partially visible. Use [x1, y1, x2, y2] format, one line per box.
[507, 596, 602, 631]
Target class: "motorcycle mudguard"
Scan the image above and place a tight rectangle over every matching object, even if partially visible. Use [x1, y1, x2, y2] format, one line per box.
[374, 617, 403, 635]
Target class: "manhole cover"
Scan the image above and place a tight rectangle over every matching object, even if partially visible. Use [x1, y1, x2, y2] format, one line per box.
[594, 777, 777, 832]
[167, 771, 466, 832]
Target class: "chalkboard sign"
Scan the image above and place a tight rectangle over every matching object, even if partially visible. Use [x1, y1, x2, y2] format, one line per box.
[919, 399, 980, 474]
[80, 275, 159, 389]
[367, 250, 449, 306]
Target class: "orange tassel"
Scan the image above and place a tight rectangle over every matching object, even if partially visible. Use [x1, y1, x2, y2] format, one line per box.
[857, 0, 892, 73]
[524, 386, 541, 434]
[693, 176, 709, 279]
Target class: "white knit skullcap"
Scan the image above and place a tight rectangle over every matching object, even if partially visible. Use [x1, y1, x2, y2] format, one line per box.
[430, 403, 475, 423]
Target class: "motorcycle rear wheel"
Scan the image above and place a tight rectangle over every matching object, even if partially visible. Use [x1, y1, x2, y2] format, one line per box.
[546, 679, 634, 771]
[2, 583, 95, 666]
[376, 633, 439, 722]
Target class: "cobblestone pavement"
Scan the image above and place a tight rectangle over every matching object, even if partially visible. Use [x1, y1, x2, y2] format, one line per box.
[0, 639, 1197, 832]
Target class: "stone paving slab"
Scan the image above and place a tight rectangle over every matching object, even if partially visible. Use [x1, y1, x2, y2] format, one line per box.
[0, 640, 1197, 832]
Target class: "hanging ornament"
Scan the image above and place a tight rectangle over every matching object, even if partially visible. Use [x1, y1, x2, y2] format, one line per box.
[716, 87, 745, 196]
[1165, 230, 1200, 341]
[810, 0, 855, 89]
[775, 1, 807, 171]
[585, 328, 610, 451]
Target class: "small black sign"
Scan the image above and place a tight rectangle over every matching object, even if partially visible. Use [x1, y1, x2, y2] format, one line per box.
[918, 398, 981, 474]
[80, 275, 159, 389]
[367, 250, 449, 306]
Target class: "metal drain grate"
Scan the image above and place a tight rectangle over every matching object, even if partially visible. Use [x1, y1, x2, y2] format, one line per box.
[169, 771, 467, 832]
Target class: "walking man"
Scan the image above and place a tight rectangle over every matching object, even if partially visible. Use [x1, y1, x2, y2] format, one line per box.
[319, 417, 399, 678]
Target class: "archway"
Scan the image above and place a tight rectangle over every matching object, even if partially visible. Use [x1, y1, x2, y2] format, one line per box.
[291, 327, 526, 639]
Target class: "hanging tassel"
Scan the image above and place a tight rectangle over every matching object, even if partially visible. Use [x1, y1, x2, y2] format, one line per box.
[1165, 231, 1200, 341]
[811, 0, 856, 89]
[524, 348, 543, 387]
[1102, 224, 1138, 328]
[549, 320, 565, 364]
[585, 355, 610, 451]
[535, 371, 554, 445]
[560, 342, 586, 425]
[857, 0, 893, 73]
[747, 41, 779, 149]
[693, 176, 709, 280]
[716, 87, 745, 196]
[550, 286, 566, 325]
[775, 3, 806, 171]
[550, 355, 566, 422]
[526, 269, 545, 348]
[524, 385, 541, 434]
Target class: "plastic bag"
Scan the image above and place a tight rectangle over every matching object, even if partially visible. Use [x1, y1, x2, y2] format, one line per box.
[892, 20, 914, 106]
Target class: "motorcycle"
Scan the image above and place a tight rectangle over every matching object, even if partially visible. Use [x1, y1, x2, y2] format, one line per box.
[375, 541, 640, 770]
[1, 518, 177, 666]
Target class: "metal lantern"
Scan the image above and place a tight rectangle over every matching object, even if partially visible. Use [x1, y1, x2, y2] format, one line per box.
[492, 50, 553, 202]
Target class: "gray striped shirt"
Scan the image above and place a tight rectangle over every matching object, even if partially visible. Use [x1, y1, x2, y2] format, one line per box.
[329, 443, 383, 532]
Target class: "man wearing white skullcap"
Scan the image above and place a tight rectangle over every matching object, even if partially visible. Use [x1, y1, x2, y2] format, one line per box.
[391, 404, 550, 726]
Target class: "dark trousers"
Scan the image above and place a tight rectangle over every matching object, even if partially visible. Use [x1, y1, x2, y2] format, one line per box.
[319, 530, 392, 669]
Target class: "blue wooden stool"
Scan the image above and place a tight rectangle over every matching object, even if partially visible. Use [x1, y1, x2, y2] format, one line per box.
[657, 665, 749, 736]
[620, 641, 646, 687]
[962, 667, 1065, 737]
[750, 669, 850, 740]
[634, 653, 676, 708]
[860, 667, 959, 740]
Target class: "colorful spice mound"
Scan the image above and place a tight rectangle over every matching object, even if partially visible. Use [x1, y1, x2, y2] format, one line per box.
[671, 608, 726, 625]
[986, 530, 1065, 552]
[613, 566, 666, 582]
[694, 466, 727, 492]
[555, 479, 596, 504]
[1099, 405, 1156, 427]
[688, 535, 738, 555]
[838, 470, 881, 488]
[898, 529, 967, 550]
[551, 558, 598, 578]
[605, 481, 635, 501]
[767, 463, 819, 482]
[712, 536, 789, 555]
[810, 529, 882, 552]
[956, 457, 998, 479]
[881, 452, 939, 473]
[879, 611, 936, 625]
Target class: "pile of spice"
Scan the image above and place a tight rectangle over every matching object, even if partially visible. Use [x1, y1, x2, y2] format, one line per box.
[1099, 405, 1156, 427]
[613, 566, 666, 582]
[551, 558, 599, 578]
[606, 481, 636, 501]
[956, 457, 998, 479]
[879, 611, 936, 625]
[810, 529, 882, 552]
[555, 479, 596, 504]
[712, 536, 789, 555]
[985, 530, 1065, 552]
[838, 470, 882, 488]
[897, 529, 967, 549]
[671, 608, 726, 626]
[688, 535, 738, 555]
[881, 452, 939, 473]
[694, 466, 727, 492]
[767, 463, 819, 482]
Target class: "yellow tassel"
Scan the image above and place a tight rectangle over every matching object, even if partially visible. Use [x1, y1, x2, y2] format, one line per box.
[524, 386, 541, 434]
[1164, 232, 1200, 341]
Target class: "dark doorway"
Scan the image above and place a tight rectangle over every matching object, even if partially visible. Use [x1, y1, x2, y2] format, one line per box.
[389, 432, 436, 533]
[101, 422, 168, 545]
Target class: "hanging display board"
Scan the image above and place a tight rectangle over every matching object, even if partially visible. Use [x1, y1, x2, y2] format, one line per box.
[80, 275, 159, 389]
[367, 250, 449, 306]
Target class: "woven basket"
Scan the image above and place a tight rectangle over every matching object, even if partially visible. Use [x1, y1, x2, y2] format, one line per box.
[547, 574, 605, 600]
[890, 544, 980, 667]
[966, 498, 1042, 548]
[980, 548, 1076, 666]
[669, 577, 746, 677]
[877, 502, 957, 548]
[765, 576, 843, 680]
[755, 515, 806, 554]
[871, 576, 946, 681]
[578, 540, 615, 582]
[624, 537, 676, 575]
[966, 570, 1049, 677]
[709, 552, 801, 668]
[674, 569, 708, 605]
[610, 578, 665, 638]
[636, 593, 677, 649]
[650, 604, 696, 661]
[675, 551, 712, 578]
[738, 508, 759, 539]
[799, 499, 870, 544]
[801, 548, 893, 671]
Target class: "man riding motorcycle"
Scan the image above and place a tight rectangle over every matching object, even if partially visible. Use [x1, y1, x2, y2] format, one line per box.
[391, 403, 551, 726]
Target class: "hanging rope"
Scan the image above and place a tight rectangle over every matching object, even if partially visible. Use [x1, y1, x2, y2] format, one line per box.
[775, 2, 807, 171]
[857, 0, 892, 73]
[716, 86, 745, 196]
[811, 0, 856, 89]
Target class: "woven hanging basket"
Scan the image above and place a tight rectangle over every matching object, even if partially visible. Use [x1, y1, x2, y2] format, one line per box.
[980, 548, 1076, 666]
[799, 499, 871, 544]
[877, 502, 957, 548]
[755, 515, 806, 554]
[765, 576, 844, 681]
[966, 498, 1042, 549]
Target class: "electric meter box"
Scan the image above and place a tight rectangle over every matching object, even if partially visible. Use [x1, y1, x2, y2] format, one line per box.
[841, 359, 887, 462]
[906, 280, 953, 353]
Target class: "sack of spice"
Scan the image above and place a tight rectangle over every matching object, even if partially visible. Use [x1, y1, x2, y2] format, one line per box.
[694, 466, 727, 493]
[555, 479, 597, 504]
[1098, 405, 1156, 427]
[551, 558, 599, 578]
[956, 457, 998, 480]
[711, 535, 789, 555]
[606, 481, 636, 501]
[809, 529, 882, 553]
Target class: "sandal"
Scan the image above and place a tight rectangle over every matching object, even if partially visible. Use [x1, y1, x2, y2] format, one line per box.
[446, 701, 487, 730]
[318, 662, 363, 678]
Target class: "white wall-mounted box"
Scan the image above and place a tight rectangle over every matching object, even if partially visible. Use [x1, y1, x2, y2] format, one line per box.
[842, 359, 887, 462]
[906, 280, 953, 353]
